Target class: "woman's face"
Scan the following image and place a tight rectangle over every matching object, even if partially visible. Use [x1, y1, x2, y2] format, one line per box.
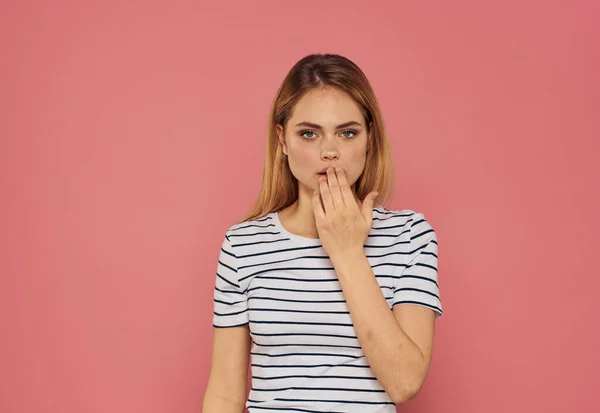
[277, 87, 371, 199]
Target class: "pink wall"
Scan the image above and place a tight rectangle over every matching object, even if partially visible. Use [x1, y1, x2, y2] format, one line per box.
[1, 1, 598, 412]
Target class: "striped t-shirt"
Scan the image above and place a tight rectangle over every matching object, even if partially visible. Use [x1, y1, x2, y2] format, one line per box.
[212, 206, 443, 412]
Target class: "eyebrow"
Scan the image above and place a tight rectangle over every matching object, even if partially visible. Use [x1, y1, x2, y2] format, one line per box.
[294, 121, 362, 130]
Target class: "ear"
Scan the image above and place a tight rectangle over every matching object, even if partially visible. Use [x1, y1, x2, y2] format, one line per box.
[276, 123, 288, 156]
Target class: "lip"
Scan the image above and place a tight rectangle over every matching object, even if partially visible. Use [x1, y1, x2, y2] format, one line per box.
[317, 167, 336, 174]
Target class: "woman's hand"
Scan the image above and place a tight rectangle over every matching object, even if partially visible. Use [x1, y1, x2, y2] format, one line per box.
[312, 167, 379, 261]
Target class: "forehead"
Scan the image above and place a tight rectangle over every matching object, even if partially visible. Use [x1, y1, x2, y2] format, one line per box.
[290, 87, 364, 124]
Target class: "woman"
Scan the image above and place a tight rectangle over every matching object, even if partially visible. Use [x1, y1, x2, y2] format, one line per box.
[202, 53, 443, 413]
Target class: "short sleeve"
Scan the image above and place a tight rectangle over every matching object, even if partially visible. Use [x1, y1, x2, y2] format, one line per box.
[212, 233, 249, 328]
[393, 212, 443, 319]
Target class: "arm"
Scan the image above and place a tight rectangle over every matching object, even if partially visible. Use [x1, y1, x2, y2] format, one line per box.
[204, 232, 251, 411]
[331, 253, 436, 404]
[202, 325, 251, 413]
[312, 169, 441, 403]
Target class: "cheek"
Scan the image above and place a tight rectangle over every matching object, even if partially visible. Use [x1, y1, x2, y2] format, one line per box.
[287, 145, 314, 171]
[347, 149, 367, 179]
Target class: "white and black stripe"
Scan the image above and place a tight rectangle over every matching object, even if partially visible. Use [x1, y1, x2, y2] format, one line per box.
[213, 207, 443, 412]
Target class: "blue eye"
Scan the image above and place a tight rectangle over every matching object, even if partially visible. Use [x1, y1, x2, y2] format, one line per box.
[299, 129, 358, 140]
[341, 130, 357, 139]
[300, 130, 317, 139]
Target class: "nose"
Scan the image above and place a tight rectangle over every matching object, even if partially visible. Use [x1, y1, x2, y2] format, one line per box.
[321, 150, 339, 161]
[320, 133, 340, 161]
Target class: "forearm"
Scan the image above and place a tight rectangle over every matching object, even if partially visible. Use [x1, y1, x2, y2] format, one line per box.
[202, 389, 246, 413]
[331, 250, 426, 403]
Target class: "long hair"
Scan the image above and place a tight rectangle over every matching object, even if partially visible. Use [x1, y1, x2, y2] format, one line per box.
[235, 53, 395, 225]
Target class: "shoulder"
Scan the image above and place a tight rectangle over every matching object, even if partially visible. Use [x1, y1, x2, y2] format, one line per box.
[222, 212, 278, 246]
[372, 206, 434, 235]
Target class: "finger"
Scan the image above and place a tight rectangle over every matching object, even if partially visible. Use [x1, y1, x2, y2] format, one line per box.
[326, 167, 344, 209]
[362, 191, 379, 227]
[312, 190, 325, 220]
[318, 175, 334, 214]
[335, 168, 358, 210]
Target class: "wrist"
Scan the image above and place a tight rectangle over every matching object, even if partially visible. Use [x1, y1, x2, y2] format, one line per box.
[329, 247, 366, 268]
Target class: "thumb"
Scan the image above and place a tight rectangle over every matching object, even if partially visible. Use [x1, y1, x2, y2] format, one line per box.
[362, 191, 379, 226]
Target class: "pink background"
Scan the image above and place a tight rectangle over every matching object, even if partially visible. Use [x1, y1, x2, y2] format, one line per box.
[1, 1, 598, 412]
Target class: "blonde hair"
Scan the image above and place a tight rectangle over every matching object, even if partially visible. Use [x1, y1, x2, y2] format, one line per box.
[235, 53, 395, 225]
